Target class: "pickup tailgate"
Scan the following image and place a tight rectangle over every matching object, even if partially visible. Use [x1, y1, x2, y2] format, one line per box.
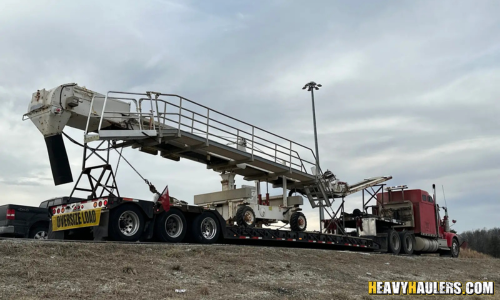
[0, 204, 49, 236]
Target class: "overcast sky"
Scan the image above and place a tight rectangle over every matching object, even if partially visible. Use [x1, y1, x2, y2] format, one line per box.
[0, 0, 498, 233]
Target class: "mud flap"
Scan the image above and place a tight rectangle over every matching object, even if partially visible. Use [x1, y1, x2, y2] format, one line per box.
[45, 134, 73, 185]
[93, 210, 109, 241]
[48, 219, 65, 240]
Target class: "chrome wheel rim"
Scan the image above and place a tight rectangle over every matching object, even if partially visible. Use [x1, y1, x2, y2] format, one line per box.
[297, 216, 306, 230]
[34, 231, 48, 240]
[244, 210, 255, 225]
[452, 240, 459, 256]
[392, 233, 400, 250]
[405, 235, 413, 251]
[200, 217, 217, 240]
[119, 211, 140, 236]
[165, 214, 183, 238]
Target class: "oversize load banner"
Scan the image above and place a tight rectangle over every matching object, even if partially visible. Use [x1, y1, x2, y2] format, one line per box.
[368, 281, 494, 296]
[52, 208, 101, 231]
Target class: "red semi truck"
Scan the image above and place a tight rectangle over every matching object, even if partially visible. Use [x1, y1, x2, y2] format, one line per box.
[326, 184, 461, 257]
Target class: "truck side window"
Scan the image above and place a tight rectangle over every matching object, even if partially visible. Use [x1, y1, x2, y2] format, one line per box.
[422, 195, 426, 202]
[428, 196, 433, 203]
[39, 201, 48, 208]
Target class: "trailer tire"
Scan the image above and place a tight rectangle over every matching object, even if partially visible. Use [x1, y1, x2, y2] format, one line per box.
[192, 212, 220, 244]
[236, 206, 256, 227]
[290, 212, 307, 232]
[108, 204, 145, 242]
[155, 208, 187, 243]
[399, 231, 414, 255]
[387, 230, 401, 255]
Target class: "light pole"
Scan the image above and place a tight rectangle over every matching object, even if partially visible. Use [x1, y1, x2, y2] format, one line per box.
[302, 81, 323, 231]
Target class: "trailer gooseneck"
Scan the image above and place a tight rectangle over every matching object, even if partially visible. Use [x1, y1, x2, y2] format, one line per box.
[24, 84, 461, 257]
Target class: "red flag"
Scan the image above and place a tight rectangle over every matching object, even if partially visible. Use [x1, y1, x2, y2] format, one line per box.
[159, 186, 170, 212]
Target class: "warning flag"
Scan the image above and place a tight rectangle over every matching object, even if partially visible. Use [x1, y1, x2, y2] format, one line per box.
[160, 186, 170, 212]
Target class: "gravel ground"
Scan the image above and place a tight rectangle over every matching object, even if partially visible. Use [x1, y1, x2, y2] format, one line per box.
[0, 239, 498, 300]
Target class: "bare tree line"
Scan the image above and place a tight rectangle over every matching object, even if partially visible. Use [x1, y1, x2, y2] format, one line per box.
[460, 228, 500, 258]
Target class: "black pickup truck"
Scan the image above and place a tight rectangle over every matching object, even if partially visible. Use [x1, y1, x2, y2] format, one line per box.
[0, 198, 65, 239]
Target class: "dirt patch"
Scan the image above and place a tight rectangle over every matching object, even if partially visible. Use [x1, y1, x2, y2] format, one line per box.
[0, 239, 498, 299]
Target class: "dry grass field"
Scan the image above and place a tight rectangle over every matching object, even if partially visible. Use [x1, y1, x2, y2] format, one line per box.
[0, 239, 498, 300]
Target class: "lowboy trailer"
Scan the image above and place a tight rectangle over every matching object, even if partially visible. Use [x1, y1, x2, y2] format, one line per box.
[24, 84, 461, 256]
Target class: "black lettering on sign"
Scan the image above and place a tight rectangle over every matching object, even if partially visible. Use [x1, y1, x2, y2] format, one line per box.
[78, 213, 82, 225]
[57, 216, 61, 228]
[91, 210, 96, 223]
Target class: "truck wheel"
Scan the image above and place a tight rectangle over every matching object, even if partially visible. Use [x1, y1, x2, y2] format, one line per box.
[29, 226, 48, 240]
[155, 208, 187, 243]
[192, 212, 220, 244]
[236, 206, 255, 227]
[387, 230, 401, 255]
[290, 212, 307, 232]
[399, 231, 414, 255]
[109, 204, 145, 242]
[451, 238, 460, 258]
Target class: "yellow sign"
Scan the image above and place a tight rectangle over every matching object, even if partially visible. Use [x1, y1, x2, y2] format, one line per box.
[52, 208, 102, 232]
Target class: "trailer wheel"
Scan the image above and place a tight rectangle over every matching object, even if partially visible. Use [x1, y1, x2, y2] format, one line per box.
[236, 206, 256, 227]
[387, 230, 401, 255]
[155, 208, 187, 243]
[290, 212, 307, 232]
[109, 204, 145, 242]
[192, 212, 220, 244]
[451, 238, 460, 258]
[399, 231, 414, 255]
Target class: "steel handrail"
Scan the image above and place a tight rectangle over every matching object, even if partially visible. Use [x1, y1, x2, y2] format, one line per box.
[160, 115, 306, 170]
[143, 98, 315, 171]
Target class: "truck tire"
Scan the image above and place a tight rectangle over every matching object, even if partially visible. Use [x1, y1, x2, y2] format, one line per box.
[450, 238, 460, 258]
[155, 208, 187, 243]
[399, 231, 414, 255]
[191, 212, 220, 244]
[387, 230, 401, 255]
[290, 212, 307, 232]
[236, 206, 256, 227]
[29, 225, 48, 240]
[108, 204, 145, 242]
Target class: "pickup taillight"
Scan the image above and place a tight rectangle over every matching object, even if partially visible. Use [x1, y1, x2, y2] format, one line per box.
[6, 209, 15, 220]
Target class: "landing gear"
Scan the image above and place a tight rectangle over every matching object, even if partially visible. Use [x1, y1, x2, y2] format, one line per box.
[290, 212, 307, 232]
[236, 206, 256, 227]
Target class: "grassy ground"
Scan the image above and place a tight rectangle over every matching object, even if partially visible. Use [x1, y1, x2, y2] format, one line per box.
[0, 239, 498, 300]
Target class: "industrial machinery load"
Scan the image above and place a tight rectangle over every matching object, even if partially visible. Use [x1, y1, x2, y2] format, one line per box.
[23, 83, 461, 257]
